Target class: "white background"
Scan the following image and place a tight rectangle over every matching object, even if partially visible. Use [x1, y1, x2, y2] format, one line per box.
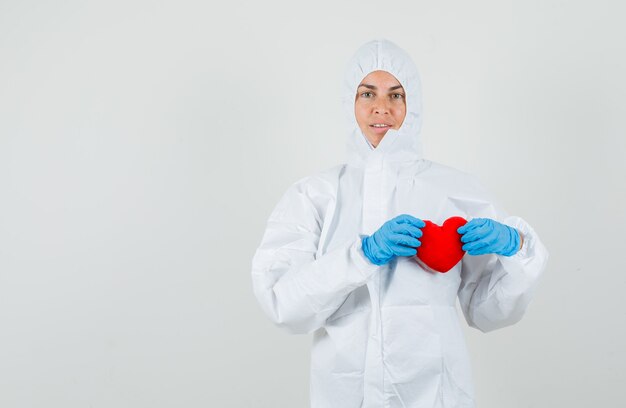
[1, 0, 625, 406]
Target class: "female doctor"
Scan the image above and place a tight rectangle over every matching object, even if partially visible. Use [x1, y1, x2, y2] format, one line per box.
[251, 38, 549, 408]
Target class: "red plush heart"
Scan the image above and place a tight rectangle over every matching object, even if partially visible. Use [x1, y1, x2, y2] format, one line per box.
[415, 216, 468, 273]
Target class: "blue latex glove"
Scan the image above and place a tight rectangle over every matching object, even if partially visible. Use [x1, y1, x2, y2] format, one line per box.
[362, 214, 425, 265]
[457, 218, 521, 256]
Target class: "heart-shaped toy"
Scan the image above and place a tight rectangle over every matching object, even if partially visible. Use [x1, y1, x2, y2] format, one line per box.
[415, 216, 468, 273]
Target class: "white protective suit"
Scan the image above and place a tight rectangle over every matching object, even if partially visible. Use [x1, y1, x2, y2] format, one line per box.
[251, 38, 549, 408]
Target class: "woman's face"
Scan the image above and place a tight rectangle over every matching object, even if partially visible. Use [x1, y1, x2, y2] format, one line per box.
[354, 70, 406, 148]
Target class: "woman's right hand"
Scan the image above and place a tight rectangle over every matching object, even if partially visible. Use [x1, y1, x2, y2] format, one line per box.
[361, 214, 425, 265]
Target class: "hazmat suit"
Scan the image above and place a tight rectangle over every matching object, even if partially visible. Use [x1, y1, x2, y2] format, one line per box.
[251, 38, 549, 408]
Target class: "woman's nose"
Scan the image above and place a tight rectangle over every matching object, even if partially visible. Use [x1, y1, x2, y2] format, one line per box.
[374, 102, 390, 114]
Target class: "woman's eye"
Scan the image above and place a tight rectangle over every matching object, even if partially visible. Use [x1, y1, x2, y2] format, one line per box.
[361, 92, 373, 98]
[392, 93, 405, 99]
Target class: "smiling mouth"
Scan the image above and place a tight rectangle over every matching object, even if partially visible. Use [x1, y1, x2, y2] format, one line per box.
[370, 124, 391, 128]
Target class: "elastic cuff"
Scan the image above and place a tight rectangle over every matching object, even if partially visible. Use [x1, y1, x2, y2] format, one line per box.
[498, 216, 534, 261]
[351, 234, 383, 279]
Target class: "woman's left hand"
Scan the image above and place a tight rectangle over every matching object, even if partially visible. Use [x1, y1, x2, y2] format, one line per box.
[457, 218, 521, 256]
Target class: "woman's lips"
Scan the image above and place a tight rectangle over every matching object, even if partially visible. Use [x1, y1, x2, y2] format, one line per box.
[370, 124, 392, 134]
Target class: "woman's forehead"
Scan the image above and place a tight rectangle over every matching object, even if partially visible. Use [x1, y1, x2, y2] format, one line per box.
[358, 70, 403, 88]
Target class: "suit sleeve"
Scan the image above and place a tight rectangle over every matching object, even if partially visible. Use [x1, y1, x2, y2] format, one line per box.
[251, 182, 381, 335]
[457, 215, 549, 333]
[456, 184, 550, 333]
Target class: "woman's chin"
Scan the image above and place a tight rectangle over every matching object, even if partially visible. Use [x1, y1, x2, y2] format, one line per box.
[367, 133, 386, 146]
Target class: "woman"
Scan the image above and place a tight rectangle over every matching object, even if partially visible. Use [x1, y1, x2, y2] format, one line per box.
[251, 38, 549, 408]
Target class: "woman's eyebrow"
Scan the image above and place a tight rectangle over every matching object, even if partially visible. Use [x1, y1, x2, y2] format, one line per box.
[358, 83, 405, 91]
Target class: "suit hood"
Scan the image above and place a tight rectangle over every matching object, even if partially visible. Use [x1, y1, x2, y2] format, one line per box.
[342, 38, 423, 169]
